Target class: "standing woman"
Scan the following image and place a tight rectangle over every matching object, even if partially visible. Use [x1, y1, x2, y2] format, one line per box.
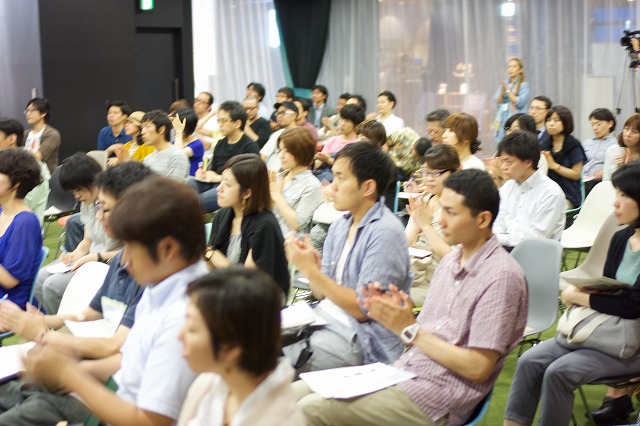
[494, 58, 531, 142]
[207, 154, 289, 296]
[0, 149, 43, 310]
[177, 268, 304, 426]
[540, 106, 587, 209]
[442, 112, 485, 170]
[270, 127, 322, 236]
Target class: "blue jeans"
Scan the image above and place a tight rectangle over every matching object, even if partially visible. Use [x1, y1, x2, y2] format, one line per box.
[187, 178, 220, 213]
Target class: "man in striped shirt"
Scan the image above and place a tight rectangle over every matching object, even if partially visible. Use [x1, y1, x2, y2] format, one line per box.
[296, 169, 528, 426]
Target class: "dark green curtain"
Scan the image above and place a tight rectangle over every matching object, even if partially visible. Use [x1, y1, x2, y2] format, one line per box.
[274, 0, 331, 89]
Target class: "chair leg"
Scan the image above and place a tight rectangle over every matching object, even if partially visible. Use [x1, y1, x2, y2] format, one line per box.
[577, 386, 595, 425]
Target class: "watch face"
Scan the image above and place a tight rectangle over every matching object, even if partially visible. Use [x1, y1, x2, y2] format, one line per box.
[403, 329, 413, 339]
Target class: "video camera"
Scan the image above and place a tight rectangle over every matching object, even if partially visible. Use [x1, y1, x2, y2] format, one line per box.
[621, 30, 640, 68]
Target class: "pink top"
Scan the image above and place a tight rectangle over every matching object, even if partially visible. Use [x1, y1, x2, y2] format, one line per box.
[321, 135, 358, 155]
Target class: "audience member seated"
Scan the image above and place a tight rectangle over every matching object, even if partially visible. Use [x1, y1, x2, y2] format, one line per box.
[503, 161, 640, 426]
[110, 110, 155, 165]
[177, 268, 304, 426]
[528, 95, 553, 141]
[295, 169, 528, 426]
[243, 96, 271, 149]
[23, 97, 60, 174]
[35, 153, 120, 315]
[270, 128, 322, 236]
[207, 154, 289, 296]
[99, 100, 132, 154]
[270, 87, 295, 132]
[294, 97, 319, 142]
[317, 92, 350, 141]
[25, 175, 208, 426]
[356, 119, 387, 149]
[493, 131, 566, 250]
[405, 144, 460, 306]
[246, 82, 270, 120]
[172, 108, 205, 177]
[190, 101, 260, 213]
[308, 84, 336, 129]
[540, 105, 586, 209]
[412, 137, 432, 162]
[141, 110, 190, 181]
[493, 58, 530, 142]
[386, 127, 422, 182]
[261, 101, 299, 171]
[284, 142, 411, 372]
[425, 108, 450, 145]
[0, 149, 43, 310]
[0, 117, 49, 224]
[0, 162, 153, 425]
[376, 90, 405, 136]
[603, 113, 640, 181]
[193, 91, 219, 150]
[583, 108, 618, 191]
[313, 104, 365, 182]
[443, 112, 485, 170]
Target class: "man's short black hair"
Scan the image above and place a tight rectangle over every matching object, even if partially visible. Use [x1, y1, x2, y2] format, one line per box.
[142, 110, 172, 141]
[219, 100, 248, 131]
[335, 142, 396, 198]
[339, 104, 365, 127]
[59, 152, 103, 191]
[497, 131, 541, 170]
[425, 109, 450, 126]
[348, 95, 367, 112]
[200, 91, 214, 105]
[444, 169, 500, 227]
[175, 108, 199, 136]
[247, 82, 266, 101]
[339, 92, 351, 101]
[414, 137, 432, 157]
[295, 97, 312, 113]
[110, 176, 205, 263]
[0, 118, 24, 146]
[95, 162, 155, 200]
[532, 95, 553, 110]
[378, 91, 397, 108]
[0, 149, 42, 198]
[26, 98, 51, 123]
[589, 108, 616, 133]
[106, 100, 132, 117]
[277, 87, 294, 99]
[311, 85, 328, 96]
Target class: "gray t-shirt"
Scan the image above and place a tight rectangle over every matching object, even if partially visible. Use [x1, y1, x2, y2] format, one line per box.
[143, 145, 190, 181]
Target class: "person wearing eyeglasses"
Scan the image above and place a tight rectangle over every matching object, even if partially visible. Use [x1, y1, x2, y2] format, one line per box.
[193, 91, 219, 151]
[528, 95, 553, 141]
[23, 97, 60, 174]
[493, 131, 566, 251]
[425, 109, 450, 145]
[190, 101, 260, 213]
[405, 144, 460, 306]
[242, 96, 270, 149]
[260, 102, 299, 171]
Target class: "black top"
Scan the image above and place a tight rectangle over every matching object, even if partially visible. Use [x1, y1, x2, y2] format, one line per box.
[208, 134, 260, 175]
[590, 226, 640, 319]
[250, 117, 272, 149]
[540, 134, 587, 207]
[209, 208, 290, 296]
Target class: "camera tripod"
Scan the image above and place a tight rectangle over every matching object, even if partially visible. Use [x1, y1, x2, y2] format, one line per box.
[615, 54, 640, 117]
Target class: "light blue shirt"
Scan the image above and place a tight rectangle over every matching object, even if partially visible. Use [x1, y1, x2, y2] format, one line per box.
[322, 197, 412, 364]
[114, 260, 208, 420]
[582, 134, 618, 177]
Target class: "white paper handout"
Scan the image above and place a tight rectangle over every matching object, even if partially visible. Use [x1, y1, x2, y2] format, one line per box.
[45, 261, 73, 274]
[299, 362, 416, 399]
[0, 342, 36, 382]
[64, 319, 116, 338]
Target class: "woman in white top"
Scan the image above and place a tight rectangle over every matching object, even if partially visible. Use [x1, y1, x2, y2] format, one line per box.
[177, 267, 304, 426]
[405, 144, 460, 306]
[376, 91, 405, 136]
[442, 112, 485, 170]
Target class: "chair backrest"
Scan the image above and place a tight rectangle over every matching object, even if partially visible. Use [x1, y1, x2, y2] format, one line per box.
[57, 261, 110, 315]
[86, 150, 108, 171]
[561, 181, 616, 246]
[462, 388, 493, 426]
[511, 238, 563, 335]
[46, 165, 77, 211]
[560, 214, 624, 288]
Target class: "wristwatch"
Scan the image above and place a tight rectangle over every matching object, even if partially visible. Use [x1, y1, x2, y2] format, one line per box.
[204, 247, 215, 262]
[401, 323, 421, 345]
